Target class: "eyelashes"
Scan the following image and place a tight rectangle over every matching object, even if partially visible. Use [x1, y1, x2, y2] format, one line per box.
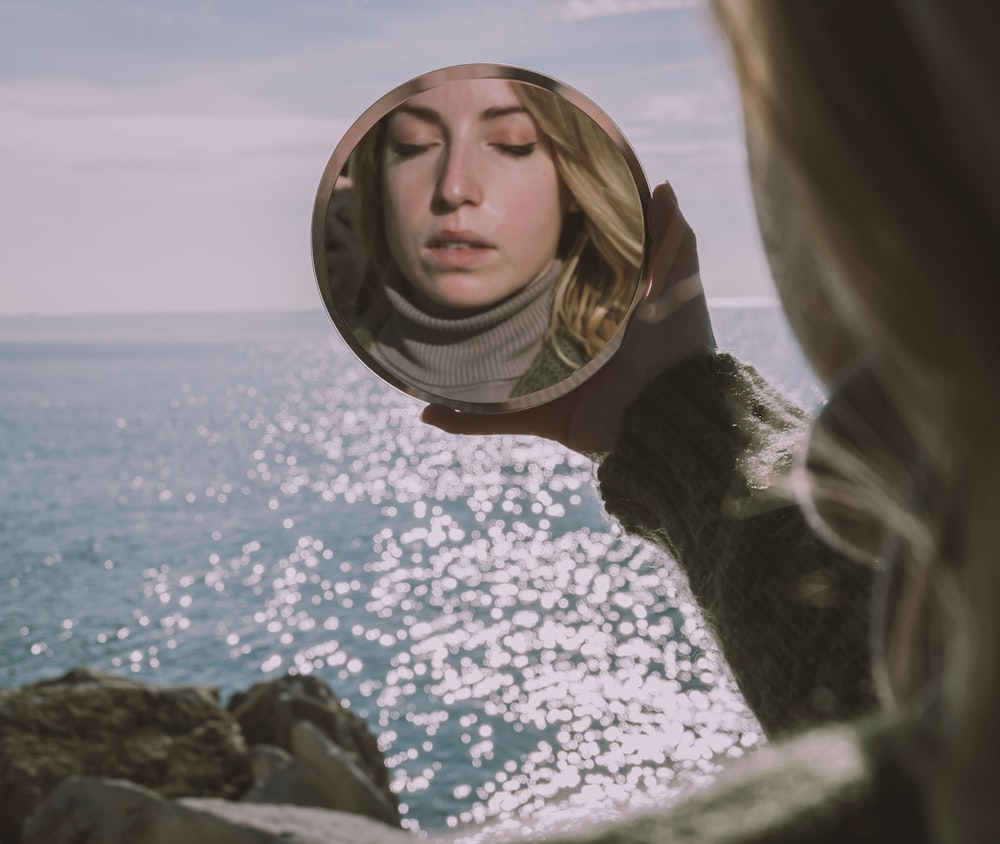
[495, 142, 536, 158]
[388, 141, 432, 160]
[387, 140, 538, 161]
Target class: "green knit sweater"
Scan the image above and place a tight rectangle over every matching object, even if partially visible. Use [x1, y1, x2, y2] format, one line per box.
[511, 328, 589, 398]
[573, 353, 933, 843]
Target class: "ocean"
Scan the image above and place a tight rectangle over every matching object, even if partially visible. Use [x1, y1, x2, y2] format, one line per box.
[0, 306, 822, 837]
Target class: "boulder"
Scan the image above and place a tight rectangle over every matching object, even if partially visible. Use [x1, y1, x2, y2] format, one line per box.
[0, 668, 253, 844]
[227, 675, 398, 820]
[246, 745, 293, 785]
[243, 720, 401, 826]
[20, 777, 416, 844]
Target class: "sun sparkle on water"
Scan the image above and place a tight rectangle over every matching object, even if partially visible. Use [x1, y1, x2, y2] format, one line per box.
[0, 312, 791, 833]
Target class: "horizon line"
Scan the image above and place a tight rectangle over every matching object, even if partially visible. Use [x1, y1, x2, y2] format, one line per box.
[0, 297, 780, 321]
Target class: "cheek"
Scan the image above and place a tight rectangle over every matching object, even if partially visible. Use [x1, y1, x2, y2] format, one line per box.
[383, 172, 408, 220]
[382, 172, 421, 254]
[513, 164, 564, 252]
[748, 131, 862, 389]
[772, 248, 863, 390]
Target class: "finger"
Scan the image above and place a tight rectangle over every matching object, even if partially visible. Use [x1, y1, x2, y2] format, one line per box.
[636, 183, 704, 324]
[420, 404, 557, 439]
[641, 183, 687, 297]
[635, 273, 706, 325]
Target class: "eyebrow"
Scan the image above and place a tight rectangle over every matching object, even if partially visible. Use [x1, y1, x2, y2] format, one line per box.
[394, 103, 529, 126]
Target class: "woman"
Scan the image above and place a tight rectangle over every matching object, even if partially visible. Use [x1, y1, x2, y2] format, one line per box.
[424, 2, 1000, 841]
[345, 77, 644, 403]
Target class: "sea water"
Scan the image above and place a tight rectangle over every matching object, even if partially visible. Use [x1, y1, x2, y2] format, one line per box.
[0, 306, 822, 836]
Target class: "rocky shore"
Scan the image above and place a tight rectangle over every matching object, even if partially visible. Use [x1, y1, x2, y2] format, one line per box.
[0, 668, 414, 844]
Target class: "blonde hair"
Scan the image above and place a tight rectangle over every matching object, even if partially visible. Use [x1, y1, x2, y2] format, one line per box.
[349, 80, 644, 364]
[515, 84, 644, 362]
[714, 1, 1000, 837]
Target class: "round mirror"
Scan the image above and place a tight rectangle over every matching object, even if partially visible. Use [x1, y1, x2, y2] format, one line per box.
[312, 64, 650, 412]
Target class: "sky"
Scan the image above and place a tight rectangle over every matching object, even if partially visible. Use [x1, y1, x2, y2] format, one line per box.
[0, 0, 776, 317]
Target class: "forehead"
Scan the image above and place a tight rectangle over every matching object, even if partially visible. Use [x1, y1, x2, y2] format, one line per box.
[393, 78, 526, 122]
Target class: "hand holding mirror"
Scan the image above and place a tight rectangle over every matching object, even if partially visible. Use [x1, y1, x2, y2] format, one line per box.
[312, 64, 651, 413]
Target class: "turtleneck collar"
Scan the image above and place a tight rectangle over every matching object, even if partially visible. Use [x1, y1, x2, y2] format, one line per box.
[369, 260, 562, 402]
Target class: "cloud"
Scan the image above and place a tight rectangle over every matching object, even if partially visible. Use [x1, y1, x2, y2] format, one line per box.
[0, 78, 355, 221]
[0, 76, 350, 316]
[0, 79, 349, 167]
[640, 90, 729, 125]
[0, 0, 779, 314]
[556, 0, 701, 21]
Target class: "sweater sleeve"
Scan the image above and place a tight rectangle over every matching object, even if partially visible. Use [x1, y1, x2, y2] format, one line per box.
[543, 714, 931, 844]
[597, 352, 878, 736]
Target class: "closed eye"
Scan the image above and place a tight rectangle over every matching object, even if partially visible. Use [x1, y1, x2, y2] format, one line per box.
[495, 142, 537, 158]
[389, 140, 433, 160]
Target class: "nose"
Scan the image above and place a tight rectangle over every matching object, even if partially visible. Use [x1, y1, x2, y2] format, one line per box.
[434, 143, 482, 211]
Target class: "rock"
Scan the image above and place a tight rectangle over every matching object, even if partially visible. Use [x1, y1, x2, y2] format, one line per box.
[227, 675, 398, 821]
[246, 745, 293, 786]
[21, 777, 416, 844]
[0, 668, 253, 844]
[243, 720, 401, 827]
[0, 670, 397, 842]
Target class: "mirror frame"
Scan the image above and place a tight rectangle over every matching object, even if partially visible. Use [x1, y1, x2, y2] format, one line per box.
[311, 63, 651, 413]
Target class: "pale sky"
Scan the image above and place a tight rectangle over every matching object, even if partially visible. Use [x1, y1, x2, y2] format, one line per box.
[0, 0, 775, 317]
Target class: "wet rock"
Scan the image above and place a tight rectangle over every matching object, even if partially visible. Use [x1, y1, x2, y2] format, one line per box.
[0, 668, 252, 844]
[244, 720, 401, 826]
[21, 777, 415, 844]
[227, 675, 399, 823]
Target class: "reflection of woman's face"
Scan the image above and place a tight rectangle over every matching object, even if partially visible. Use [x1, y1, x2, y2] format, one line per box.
[381, 79, 566, 315]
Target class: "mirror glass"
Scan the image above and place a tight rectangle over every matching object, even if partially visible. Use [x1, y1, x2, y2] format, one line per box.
[312, 64, 650, 412]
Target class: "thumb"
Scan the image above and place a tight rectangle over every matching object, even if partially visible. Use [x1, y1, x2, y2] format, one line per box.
[419, 403, 568, 442]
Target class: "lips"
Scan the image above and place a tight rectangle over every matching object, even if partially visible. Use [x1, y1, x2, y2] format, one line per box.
[423, 229, 497, 270]
[426, 229, 495, 249]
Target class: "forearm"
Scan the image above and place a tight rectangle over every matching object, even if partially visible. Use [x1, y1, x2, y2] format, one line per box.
[598, 352, 878, 735]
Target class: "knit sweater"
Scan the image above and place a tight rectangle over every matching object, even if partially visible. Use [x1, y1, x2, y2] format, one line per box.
[511, 328, 589, 398]
[577, 352, 934, 843]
